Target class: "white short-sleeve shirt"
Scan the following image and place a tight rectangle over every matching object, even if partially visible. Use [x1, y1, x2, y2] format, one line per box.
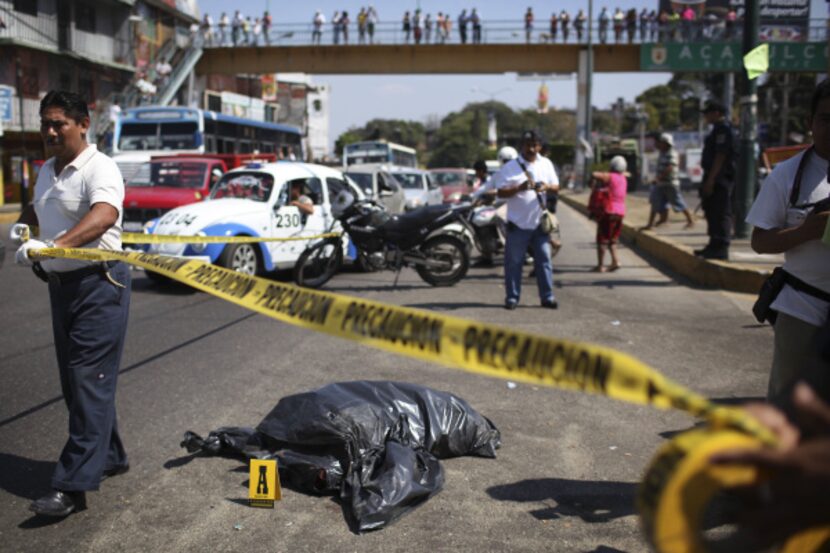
[493, 154, 558, 230]
[746, 149, 830, 327]
[33, 145, 124, 272]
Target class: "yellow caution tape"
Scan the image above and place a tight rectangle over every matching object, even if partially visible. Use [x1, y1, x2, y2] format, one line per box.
[29, 246, 830, 551]
[121, 231, 341, 244]
[639, 428, 830, 553]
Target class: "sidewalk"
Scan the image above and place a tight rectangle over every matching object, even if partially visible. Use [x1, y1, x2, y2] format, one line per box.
[560, 189, 782, 294]
[0, 203, 21, 224]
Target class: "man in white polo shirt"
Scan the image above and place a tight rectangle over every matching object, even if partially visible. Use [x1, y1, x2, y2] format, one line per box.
[493, 130, 559, 310]
[12, 90, 131, 517]
[746, 78, 830, 409]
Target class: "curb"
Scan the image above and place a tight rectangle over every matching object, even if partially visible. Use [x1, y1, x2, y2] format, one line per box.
[0, 212, 21, 224]
[560, 194, 768, 295]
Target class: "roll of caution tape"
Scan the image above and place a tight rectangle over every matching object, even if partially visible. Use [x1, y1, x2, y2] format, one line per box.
[121, 231, 341, 244]
[639, 428, 830, 553]
[29, 246, 830, 552]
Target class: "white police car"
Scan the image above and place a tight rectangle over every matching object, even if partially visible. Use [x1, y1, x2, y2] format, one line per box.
[143, 161, 363, 276]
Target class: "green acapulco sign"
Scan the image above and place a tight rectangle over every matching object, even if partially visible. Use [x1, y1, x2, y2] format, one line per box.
[641, 42, 828, 72]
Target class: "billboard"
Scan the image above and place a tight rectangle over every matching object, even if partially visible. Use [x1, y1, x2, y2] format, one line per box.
[658, 0, 811, 41]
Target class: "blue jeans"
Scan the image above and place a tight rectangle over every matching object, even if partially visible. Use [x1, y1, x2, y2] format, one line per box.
[504, 223, 554, 306]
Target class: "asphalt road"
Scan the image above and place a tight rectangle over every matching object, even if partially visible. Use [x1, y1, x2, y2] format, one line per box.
[0, 203, 773, 553]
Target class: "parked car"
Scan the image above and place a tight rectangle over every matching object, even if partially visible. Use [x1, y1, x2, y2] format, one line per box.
[143, 161, 363, 277]
[123, 153, 278, 232]
[430, 168, 477, 203]
[388, 167, 443, 211]
[343, 164, 406, 213]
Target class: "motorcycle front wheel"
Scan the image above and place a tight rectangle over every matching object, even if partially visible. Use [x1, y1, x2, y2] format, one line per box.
[293, 238, 343, 289]
[415, 235, 469, 286]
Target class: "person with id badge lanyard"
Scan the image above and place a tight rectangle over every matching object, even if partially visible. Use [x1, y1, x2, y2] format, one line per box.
[746, 79, 830, 410]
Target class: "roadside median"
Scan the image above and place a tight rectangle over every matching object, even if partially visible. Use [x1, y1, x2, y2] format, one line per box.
[560, 190, 777, 295]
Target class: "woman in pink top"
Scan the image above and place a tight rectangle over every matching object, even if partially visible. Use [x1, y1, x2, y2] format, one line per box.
[591, 155, 628, 272]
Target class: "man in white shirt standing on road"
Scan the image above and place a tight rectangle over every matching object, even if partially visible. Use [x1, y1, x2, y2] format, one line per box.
[493, 130, 559, 310]
[12, 90, 131, 518]
[746, 78, 830, 409]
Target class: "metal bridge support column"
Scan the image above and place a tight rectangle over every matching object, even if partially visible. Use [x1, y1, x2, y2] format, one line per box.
[734, 1, 760, 239]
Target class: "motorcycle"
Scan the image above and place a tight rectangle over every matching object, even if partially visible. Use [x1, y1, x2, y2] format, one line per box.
[293, 192, 471, 289]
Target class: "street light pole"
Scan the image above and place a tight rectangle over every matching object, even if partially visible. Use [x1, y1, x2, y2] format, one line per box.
[734, 1, 760, 239]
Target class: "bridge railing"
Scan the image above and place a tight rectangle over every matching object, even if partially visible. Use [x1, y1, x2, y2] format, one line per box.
[198, 18, 828, 48]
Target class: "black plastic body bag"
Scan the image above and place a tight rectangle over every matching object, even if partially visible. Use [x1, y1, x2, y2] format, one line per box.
[181, 381, 501, 532]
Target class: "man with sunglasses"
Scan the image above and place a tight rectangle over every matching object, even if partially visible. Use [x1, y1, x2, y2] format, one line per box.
[746, 79, 830, 409]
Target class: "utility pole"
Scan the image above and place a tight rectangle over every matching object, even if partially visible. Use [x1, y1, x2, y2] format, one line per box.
[15, 56, 27, 209]
[734, 1, 759, 238]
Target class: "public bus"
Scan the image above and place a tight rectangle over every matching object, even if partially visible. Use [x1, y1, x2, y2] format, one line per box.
[342, 140, 418, 168]
[111, 106, 303, 180]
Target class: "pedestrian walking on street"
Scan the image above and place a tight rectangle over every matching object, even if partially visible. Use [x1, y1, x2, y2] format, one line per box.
[524, 7, 534, 44]
[591, 156, 628, 272]
[696, 100, 737, 260]
[471, 9, 482, 43]
[12, 90, 131, 518]
[746, 78, 830, 409]
[644, 133, 695, 230]
[494, 130, 560, 310]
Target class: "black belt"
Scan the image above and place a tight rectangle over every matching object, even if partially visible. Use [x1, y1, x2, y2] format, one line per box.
[42, 261, 119, 285]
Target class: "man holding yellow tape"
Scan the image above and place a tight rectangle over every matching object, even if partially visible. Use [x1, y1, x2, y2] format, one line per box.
[747, 79, 830, 409]
[11, 90, 131, 517]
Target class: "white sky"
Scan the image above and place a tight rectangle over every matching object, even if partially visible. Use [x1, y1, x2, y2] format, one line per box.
[195, 0, 827, 144]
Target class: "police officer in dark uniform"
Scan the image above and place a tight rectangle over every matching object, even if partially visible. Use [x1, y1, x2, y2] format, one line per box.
[696, 99, 737, 260]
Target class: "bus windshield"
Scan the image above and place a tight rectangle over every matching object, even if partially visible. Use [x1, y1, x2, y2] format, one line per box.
[119, 122, 199, 151]
[128, 161, 208, 188]
[211, 172, 274, 202]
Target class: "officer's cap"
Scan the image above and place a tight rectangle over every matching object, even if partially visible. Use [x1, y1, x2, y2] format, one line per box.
[521, 130, 542, 144]
[701, 100, 727, 114]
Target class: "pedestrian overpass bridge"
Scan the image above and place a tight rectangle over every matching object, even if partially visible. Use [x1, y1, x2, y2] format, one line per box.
[195, 44, 641, 75]
[195, 41, 827, 75]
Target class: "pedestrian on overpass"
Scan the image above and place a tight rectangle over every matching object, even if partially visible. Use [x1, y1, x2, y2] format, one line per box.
[262, 11, 272, 45]
[471, 9, 482, 43]
[402, 11, 412, 43]
[218, 12, 229, 45]
[494, 130, 560, 310]
[367, 5, 378, 44]
[746, 78, 830, 408]
[598, 7, 609, 44]
[524, 7, 534, 44]
[312, 10, 325, 45]
[574, 9, 586, 42]
[231, 10, 242, 46]
[696, 100, 737, 260]
[424, 13, 433, 43]
[559, 10, 570, 43]
[457, 9, 468, 44]
[12, 90, 131, 517]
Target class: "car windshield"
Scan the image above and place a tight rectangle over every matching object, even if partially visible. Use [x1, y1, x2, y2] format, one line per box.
[128, 161, 208, 188]
[431, 171, 465, 186]
[392, 172, 423, 190]
[344, 172, 373, 195]
[211, 172, 274, 202]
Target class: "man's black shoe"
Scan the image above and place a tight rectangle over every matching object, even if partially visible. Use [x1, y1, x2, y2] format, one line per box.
[101, 463, 130, 481]
[541, 300, 559, 309]
[29, 490, 86, 517]
[701, 250, 729, 260]
[504, 302, 518, 310]
[693, 247, 709, 257]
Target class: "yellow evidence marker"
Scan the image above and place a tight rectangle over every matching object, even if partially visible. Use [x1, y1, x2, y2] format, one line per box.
[248, 459, 281, 508]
